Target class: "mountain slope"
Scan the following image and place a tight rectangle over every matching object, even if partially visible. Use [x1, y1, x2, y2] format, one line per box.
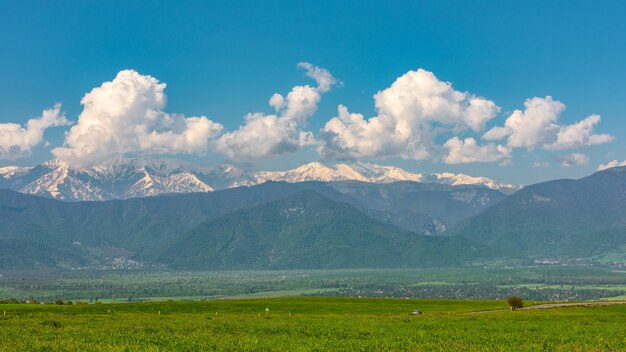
[0, 182, 359, 267]
[156, 190, 497, 269]
[447, 166, 626, 259]
[0, 239, 87, 270]
[0, 185, 498, 270]
[330, 181, 507, 235]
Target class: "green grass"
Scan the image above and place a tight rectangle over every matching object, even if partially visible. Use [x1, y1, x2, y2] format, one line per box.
[1, 297, 625, 351]
[592, 245, 626, 265]
[604, 295, 626, 301]
[75, 288, 341, 304]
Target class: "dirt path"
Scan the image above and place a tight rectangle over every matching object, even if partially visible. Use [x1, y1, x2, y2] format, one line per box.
[467, 301, 626, 314]
[521, 301, 626, 310]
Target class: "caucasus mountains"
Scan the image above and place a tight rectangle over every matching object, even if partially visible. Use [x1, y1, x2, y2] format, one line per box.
[1, 157, 624, 271]
[0, 158, 519, 201]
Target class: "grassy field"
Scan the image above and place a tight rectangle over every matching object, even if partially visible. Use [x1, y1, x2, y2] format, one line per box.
[1, 297, 625, 351]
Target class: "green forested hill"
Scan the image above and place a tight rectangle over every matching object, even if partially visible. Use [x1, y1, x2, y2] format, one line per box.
[157, 190, 497, 269]
[0, 182, 497, 270]
[447, 166, 626, 258]
[0, 182, 353, 268]
[0, 239, 87, 270]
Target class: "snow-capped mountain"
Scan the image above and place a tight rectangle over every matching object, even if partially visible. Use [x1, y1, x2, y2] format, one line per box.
[0, 166, 32, 179]
[427, 172, 514, 190]
[0, 159, 520, 200]
[256, 162, 426, 184]
[1, 159, 213, 201]
[256, 162, 518, 191]
[256, 162, 366, 183]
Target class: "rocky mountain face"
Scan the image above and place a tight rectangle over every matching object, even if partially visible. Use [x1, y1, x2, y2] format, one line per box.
[1, 159, 214, 201]
[0, 158, 520, 201]
[329, 181, 506, 235]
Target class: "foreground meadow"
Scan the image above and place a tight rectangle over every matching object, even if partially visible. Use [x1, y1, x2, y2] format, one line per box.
[1, 297, 625, 351]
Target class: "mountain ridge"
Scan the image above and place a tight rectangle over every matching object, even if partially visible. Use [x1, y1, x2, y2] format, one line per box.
[0, 158, 520, 201]
[446, 166, 626, 261]
[156, 189, 501, 269]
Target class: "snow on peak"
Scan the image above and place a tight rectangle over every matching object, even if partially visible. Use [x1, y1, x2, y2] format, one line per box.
[254, 161, 517, 190]
[40, 159, 70, 170]
[430, 172, 519, 190]
[8, 158, 214, 200]
[3, 158, 519, 201]
[334, 164, 369, 181]
[0, 166, 33, 179]
[256, 162, 348, 183]
[346, 162, 425, 183]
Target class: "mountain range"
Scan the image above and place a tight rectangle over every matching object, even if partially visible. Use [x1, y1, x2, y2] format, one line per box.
[0, 159, 519, 201]
[1, 162, 624, 271]
[0, 181, 500, 270]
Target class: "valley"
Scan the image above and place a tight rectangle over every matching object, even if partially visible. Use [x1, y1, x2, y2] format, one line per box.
[2, 266, 625, 303]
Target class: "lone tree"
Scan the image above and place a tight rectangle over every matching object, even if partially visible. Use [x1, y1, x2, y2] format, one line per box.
[507, 295, 524, 310]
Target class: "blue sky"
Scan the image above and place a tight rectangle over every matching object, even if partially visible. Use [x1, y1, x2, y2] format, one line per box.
[1, 0, 625, 184]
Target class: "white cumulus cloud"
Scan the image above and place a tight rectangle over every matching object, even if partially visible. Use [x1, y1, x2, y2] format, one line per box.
[318, 68, 500, 161]
[215, 62, 336, 159]
[317, 104, 420, 160]
[597, 159, 626, 171]
[373, 69, 499, 132]
[482, 96, 613, 151]
[545, 114, 613, 150]
[297, 62, 336, 93]
[442, 137, 511, 164]
[557, 153, 589, 167]
[52, 70, 223, 166]
[0, 104, 69, 160]
[8, 67, 614, 169]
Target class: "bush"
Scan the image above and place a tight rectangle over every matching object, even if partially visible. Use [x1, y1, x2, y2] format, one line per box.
[507, 295, 524, 310]
[0, 298, 20, 304]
